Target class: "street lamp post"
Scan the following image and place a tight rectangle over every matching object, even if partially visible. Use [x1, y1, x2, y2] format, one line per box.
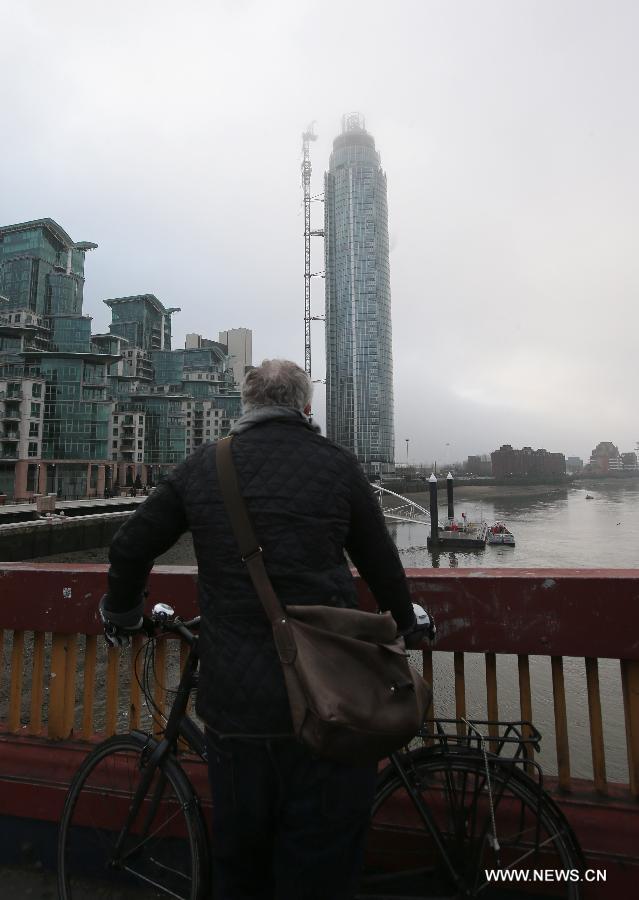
[405, 438, 410, 464]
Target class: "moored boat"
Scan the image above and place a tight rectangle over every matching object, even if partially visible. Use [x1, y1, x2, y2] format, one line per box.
[487, 522, 515, 546]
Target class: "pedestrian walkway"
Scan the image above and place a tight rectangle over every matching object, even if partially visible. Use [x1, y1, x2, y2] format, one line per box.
[2, 866, 172, 898]
[2, 867, 57, 899]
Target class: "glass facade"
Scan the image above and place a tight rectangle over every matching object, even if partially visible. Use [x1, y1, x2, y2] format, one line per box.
[52, 316, 92, 353]
[0, 219, 90, 316]
[0, 218, 244, 498]
[152, 349, 185, 385]
[140, 395, 187, 465]
[148, 345, 241, 458]
[324, 115, 395, 474]
[49, 272, 83, 316]
[106, 295, 177, 353]
[151, 346, 240, 417]
[31, 355, 110, 460]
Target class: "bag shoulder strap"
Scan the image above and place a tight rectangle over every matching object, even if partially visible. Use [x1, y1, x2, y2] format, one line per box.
[216, 436, 285, 625]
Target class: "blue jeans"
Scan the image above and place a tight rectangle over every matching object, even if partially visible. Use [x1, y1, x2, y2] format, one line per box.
[206, 733, 378, 899]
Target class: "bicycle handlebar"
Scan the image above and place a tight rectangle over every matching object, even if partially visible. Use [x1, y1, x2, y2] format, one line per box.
[147, 603, 200, 646]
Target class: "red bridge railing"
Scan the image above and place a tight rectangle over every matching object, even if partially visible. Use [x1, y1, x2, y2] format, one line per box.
[0, 564, 638, 896]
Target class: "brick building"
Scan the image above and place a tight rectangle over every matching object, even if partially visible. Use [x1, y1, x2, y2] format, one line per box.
[491, 445, 566, 480]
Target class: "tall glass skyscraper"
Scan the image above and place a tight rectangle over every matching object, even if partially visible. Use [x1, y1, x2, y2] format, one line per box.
[324, 114, 395, 475]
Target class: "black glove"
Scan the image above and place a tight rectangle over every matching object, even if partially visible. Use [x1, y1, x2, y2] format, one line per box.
[99, 594, 144, 648]
[402, 603, 437, 649]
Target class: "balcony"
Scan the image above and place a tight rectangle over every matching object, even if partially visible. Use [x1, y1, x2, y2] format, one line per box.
[0, 432, 19, 441]
[0, 567, 637, 895]
[1, 409, 22, 422]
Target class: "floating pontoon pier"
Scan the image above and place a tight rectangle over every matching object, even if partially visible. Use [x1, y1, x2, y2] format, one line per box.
[426, 473, 488, 550]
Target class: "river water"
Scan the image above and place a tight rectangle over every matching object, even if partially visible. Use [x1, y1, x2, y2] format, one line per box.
[390, 481, 639, 569]
[389, 481, 639, 783]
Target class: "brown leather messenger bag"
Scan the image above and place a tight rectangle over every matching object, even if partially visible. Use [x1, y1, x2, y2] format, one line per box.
[216, 435, 432, 765]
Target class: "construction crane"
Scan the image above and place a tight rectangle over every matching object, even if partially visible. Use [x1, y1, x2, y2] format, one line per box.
[301, 123, 325, 379]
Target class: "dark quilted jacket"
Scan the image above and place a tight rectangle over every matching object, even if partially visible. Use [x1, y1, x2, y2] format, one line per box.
[106, 416, 415, 735]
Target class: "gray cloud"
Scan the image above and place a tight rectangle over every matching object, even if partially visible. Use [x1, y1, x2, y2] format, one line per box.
[2, 0, 637, 463]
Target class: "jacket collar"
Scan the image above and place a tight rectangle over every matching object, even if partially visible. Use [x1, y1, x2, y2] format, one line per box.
[229, 405, 321, 436]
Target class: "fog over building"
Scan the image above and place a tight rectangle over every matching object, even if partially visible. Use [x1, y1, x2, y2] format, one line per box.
[324, 114, 395, 475]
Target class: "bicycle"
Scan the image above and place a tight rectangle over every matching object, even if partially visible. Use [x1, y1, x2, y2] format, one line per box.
[57, 604, 584, 899]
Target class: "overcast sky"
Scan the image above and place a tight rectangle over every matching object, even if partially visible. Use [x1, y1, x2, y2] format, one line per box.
[2, 0, 637, 464]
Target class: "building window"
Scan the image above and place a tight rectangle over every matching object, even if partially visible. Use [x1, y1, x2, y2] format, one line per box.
[32, 383, 42, 398]
[113, 416, 119, 423]
[138, 416, 143, 424]
[28, 442, 38, 458]
[113, 428, 118, 435]
[137, 453, 143, 461]
[138, 428, 143, 437]
[31, 402, 41, 417]
[29, 422, 39, 437]
[113, 441, 118, 448]
[137, 441, 143, 449]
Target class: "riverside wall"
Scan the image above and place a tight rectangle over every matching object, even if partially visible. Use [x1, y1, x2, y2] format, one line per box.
[0, 512, 132, 562]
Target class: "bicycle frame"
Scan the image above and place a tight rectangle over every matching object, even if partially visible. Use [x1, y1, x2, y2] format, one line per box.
[385, 748, 467, 892]
[98, 616, 581, 898]
[112, 621, 207, 860]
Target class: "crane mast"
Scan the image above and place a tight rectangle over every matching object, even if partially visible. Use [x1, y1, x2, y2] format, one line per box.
[301, 124, 324, 380]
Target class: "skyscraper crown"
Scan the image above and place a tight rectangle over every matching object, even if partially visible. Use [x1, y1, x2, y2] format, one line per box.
[342, 111, 366, 133]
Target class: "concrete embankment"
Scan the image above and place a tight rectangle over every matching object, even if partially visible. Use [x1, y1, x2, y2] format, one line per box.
[0, 511, 133, 561]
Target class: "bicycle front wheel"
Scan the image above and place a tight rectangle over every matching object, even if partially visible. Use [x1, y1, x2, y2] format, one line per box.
[58, 735, 208, 900]
[364, 748, 582, 899]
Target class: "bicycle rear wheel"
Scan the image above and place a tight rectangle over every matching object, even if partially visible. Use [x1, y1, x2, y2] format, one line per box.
[363, 748, 582, 899]
[58, 735, 208, 900]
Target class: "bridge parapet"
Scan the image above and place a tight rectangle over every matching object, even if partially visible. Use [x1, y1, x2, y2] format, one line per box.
[0, 565, 638, 892]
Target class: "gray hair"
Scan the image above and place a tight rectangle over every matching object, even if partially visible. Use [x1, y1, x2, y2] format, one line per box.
[241, 359, 312, 412]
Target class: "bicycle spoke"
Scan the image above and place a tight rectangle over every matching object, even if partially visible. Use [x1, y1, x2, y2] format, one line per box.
[370, 748, 582, 899]
[149, 857, 192, 881]
[121, 802, 196, 861]
[122, 864, 192, 899]
[59, 736, 203, 900]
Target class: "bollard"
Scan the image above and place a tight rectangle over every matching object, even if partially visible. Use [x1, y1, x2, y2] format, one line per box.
[447, 471, 454, 522]
[429, 473, 439, 548]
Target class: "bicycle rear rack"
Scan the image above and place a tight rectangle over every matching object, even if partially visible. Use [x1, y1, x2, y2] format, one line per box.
[410, 719, 549, 825]
[417, 718, 543, 777]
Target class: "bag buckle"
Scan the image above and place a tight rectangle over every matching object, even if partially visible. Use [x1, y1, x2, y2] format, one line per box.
[390, 681, 415, 693]
[242, 546, 263, 563]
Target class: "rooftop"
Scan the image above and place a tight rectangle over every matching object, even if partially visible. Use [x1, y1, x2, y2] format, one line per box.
[0, 218, 97, 252]
[103, 294, 181, 316]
